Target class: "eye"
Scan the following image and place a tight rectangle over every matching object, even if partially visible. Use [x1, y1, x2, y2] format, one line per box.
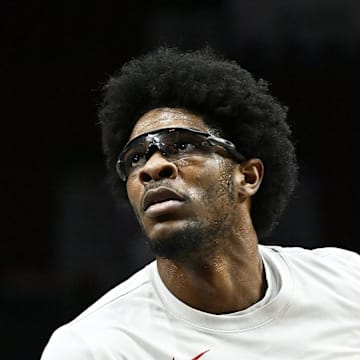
[130, 153, 142, 166]
[176, 143, 196, 152]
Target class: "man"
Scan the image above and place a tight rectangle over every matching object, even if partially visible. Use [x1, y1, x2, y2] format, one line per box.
[41, 48, 360, 359]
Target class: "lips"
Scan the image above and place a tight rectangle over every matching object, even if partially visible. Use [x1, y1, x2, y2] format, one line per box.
[142, 187, 185, 212]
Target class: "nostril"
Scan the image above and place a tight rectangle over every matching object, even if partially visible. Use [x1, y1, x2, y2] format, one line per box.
[159, 167, 174, 178]
[140, 172, 152, 183]
[138, 155, 177, 183]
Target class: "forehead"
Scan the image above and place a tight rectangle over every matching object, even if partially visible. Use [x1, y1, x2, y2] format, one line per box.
[129, 108, 209, 140]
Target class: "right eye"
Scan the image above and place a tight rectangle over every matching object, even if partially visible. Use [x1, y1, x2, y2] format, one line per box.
[130, 153, 142, 167]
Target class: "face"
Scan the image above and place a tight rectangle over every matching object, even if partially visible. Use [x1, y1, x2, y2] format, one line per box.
[126, 108, 239, 261]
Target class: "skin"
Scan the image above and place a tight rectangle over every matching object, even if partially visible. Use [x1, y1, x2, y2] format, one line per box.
[126, 107, 266, 314]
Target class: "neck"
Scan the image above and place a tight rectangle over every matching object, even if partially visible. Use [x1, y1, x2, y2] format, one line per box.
[156, 216, 266, 314]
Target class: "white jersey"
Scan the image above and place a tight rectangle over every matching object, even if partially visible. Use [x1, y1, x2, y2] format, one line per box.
[41, 246, 360, 359]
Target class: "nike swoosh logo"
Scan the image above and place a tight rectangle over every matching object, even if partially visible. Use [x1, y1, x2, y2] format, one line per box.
[172, 349, 210, 360]
[192, 350, 210, 359]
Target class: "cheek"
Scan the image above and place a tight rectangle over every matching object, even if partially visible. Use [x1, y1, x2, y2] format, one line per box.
[126, 179, 142, 213]
[183, 158, 235, 203]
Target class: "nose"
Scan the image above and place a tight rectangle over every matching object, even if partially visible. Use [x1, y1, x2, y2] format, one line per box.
[138, 152, 178, 183]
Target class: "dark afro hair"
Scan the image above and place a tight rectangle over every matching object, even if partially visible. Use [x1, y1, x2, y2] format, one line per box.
[99, 47, 298, 239]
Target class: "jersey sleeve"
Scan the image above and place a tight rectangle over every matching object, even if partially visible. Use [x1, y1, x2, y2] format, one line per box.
[40, 326, 96, 360]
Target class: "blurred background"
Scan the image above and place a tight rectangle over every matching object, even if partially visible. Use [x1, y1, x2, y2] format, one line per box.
[2, 1, 360, 358]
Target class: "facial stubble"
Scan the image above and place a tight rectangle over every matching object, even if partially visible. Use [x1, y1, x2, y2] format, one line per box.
[143, 164, 237, 264]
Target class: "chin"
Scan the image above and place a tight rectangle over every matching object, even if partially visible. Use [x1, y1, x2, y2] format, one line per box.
[145, 219, 188, 240]
[144, 220, 212, 262]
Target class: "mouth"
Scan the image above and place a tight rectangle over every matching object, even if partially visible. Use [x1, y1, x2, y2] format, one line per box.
[142, 187, 185, 212]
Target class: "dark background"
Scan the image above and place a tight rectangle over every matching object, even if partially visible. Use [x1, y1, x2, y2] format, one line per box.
[2, 1, 360, 359]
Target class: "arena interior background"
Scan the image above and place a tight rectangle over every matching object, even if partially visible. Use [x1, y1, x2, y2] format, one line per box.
[2, 1, 360, 358]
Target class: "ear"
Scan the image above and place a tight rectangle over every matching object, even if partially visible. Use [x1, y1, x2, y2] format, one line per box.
[233, 158, 264, 198]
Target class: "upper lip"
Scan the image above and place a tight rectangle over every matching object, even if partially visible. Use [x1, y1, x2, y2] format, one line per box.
[142, 187, 185, 211]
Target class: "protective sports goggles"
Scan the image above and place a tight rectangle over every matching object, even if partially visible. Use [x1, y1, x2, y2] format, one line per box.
[116, 127, 246, 181]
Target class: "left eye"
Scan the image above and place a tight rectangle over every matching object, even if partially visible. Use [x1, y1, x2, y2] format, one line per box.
[177, 143, 196, 152]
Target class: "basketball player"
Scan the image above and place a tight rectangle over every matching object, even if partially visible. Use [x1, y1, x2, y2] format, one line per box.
[41, 48, 360, 359]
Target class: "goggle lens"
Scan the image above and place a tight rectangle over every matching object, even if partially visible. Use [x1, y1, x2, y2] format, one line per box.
[116, 127, 245, 181]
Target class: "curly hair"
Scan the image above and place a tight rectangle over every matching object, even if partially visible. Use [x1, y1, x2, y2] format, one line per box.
[99, 47, 298, 239]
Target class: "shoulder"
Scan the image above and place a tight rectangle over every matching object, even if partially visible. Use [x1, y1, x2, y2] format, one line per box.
[262, 245, 360, 293]
[41, 262, 156, 359]
[40, 326, 97, 360]
[311, 247, 360, 268]
[73, 262, 154, 323]
[261, 245, 360, 314]
[265, 245, 360, 271]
